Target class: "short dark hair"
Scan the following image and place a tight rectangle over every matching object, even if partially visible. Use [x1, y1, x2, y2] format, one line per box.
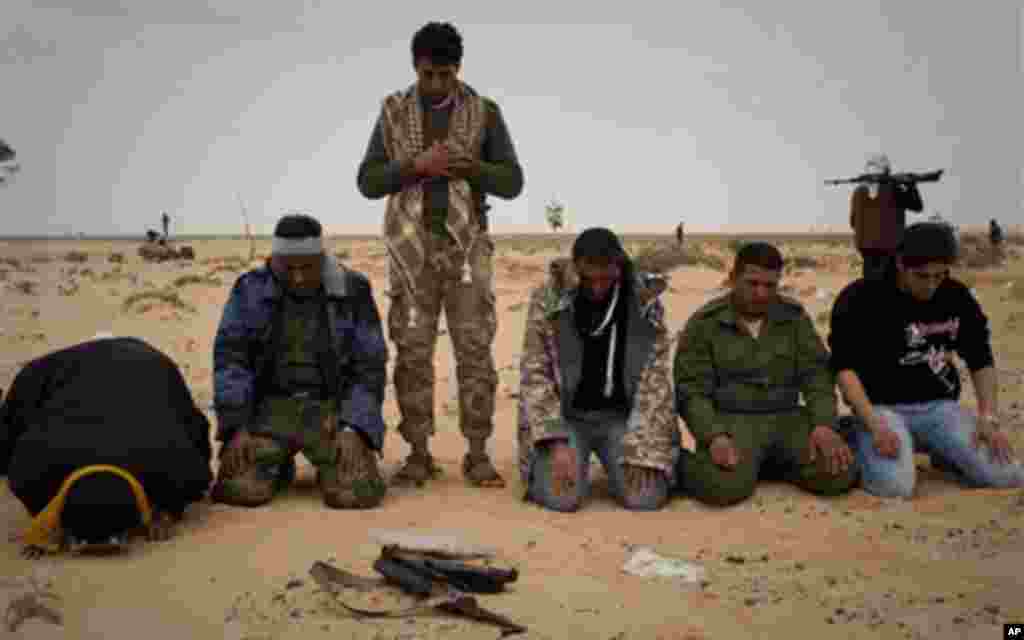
[898, 222, 957, 268]
[274, 214, 322, 239]
[733, 241, 784, 275]
[61, 473, 144, 543]
[572, 227, 626, 264]
[411, 22, 463, 66]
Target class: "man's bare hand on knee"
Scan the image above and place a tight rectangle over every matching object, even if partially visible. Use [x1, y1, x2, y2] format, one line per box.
[809, 425, 854, 475]
[710, 435, 740, 470]
[548, 441, 577, 496]
[623, 465, 660, 494]
[974, 416, 1014, 465]
[866, 412, 900, 459]
[220, 429, 256, 477]
[145, 510, 177, 542]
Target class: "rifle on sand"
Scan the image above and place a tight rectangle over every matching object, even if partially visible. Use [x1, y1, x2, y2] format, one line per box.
[824, 169, 944, 186]
[309, 545, 526, 636]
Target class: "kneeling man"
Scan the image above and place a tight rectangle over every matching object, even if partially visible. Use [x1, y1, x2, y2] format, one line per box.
[674, 242, 857, 506]
[210, 214, 389, 509]
[518, 227, 680, 512]
[1, 335, 213, 557]
[830, 222, 1023, 497]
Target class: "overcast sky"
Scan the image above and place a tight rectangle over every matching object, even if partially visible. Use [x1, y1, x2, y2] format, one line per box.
[1, 1, 1020, 236]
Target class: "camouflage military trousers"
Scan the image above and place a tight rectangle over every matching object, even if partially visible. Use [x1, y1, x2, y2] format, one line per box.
[212, 395, 384, 508]
[677, 409, 858, 506]
[388, 232, 497, 446]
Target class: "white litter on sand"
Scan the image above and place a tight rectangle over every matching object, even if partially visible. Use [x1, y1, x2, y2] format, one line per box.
[622, 548, 705, 584]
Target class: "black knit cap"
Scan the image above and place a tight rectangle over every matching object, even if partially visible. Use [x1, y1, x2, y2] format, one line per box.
[61, 472, 144, 543]
[572, 227, 627, 263]
[274, 214, 322, 239]
[898, 222, 958, 266]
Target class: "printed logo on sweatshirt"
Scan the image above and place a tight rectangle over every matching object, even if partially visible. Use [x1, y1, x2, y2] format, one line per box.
[904, 318, 960, 348]
[900, 318, 960, 392]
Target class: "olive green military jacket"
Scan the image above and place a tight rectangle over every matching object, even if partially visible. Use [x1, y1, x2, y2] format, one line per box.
[673, 294, 836, 446]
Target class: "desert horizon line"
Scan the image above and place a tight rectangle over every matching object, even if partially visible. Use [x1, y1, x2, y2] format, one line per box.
[0, 225, 1014, 242]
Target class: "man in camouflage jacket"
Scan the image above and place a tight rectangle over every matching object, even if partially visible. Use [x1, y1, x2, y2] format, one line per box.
[517, 228, 680, 512]
[674, 242, 857, 506]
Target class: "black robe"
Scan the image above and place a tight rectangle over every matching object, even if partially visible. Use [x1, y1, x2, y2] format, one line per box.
[0, 337, 213, 517]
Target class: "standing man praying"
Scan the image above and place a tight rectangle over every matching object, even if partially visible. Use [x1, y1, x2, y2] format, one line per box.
[357, 21, 524, 488]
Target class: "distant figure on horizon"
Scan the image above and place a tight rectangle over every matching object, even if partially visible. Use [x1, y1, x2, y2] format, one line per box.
[989, 218, 1005, 259]
[850, 153, 924, 281]
[676, 221, 685, 246]
[356, 21, 524, 489]
[161, 211, 171, 241]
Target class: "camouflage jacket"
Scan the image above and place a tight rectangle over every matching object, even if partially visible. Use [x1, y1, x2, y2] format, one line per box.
[673, 293, 836, 447]
[517, 259, 680, 482]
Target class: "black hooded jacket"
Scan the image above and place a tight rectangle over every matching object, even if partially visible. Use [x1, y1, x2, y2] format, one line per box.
[0, 338, 212, 517]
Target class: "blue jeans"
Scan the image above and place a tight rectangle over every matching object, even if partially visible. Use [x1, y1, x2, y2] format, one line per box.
[843, 400, 1024, 498]
[527, 412, 670, 512]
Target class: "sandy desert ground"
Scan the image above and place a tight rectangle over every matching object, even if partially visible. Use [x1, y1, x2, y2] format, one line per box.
[1, 233, 1022, 640]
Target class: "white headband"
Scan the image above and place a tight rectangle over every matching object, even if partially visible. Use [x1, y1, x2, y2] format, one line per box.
[271, 236, 323, 256]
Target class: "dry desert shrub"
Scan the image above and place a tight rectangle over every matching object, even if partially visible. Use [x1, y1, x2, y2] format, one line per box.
[202, 255, 249, 267]
[511, 238, 564, 256]
[57, 280, 79, 296]
[959, 246, 1002, 269]
[631, 243, 720, 273]
[63, 250, 88, 263]
[108, 252, 124, 263]
[205, 263, 244, 277]
[9, 280, 37, 295]
[1010, 280, 1024, 302]
[201, 255, 248, 275]
[630, 244, 684, 273]
[726, 238, 747, 254]
[121, 289, 196, 314]
[97, 269, 137, 284]
[788, 254, 820, 270]
[0, 257, 22, 269]
[686, 244, 728, 271]
[29, 255, 52, 264]
[173, 274, 222, 288]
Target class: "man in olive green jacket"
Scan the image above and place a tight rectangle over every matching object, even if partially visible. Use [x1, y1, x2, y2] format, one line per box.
[673, 242, 857, 506]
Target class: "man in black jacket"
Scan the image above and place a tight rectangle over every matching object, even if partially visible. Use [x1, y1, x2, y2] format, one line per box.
[1, 336, 213, 557]
[830, 223, 1023, 498]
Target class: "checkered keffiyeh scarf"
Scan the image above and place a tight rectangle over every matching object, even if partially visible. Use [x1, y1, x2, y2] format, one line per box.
[378, 82, 487, 319]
